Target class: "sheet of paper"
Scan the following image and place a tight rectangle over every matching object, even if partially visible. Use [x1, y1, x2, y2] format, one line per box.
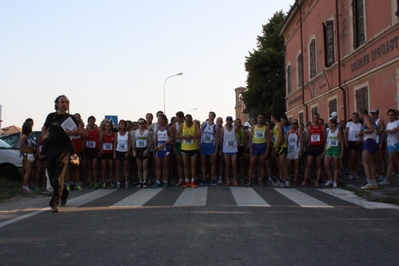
[61, 116, 77, 139]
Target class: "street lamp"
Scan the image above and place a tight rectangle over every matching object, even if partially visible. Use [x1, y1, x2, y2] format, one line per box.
[163, 72, 183, 114]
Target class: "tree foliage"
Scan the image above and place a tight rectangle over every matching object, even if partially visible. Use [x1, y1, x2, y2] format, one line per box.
[242, 11, 286, 120]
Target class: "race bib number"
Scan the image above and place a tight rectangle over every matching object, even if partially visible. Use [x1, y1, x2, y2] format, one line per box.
[311, 134, 320, 142]
[329, 139, 338, 147]
[102, 143, 113, 151]
[255, 132, 265, 139]
[204, 135, 212, 143]
[184, 139, 193, 144]
[227, 140, 235, 147]
[158, 142, 166, 151]
[86, 140, 96, 148]
[137, 139, 147, 147]
[118, 143, 128, 152]
[288, 145, 295, 151]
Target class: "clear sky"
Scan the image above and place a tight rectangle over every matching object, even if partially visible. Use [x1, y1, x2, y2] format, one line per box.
[0, 0, 294, 131]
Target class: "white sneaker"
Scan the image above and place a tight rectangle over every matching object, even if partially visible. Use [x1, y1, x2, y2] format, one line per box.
[218, 176, 223, 185]
[361, 182, 378, 190]
[285, 180, 291, 188]
[333, 181, 337, 188]
[22, 185, 32, 193]
[325, 179, 333, 187]
[116, 182, 120, 189]
[378, 178, 391, 186]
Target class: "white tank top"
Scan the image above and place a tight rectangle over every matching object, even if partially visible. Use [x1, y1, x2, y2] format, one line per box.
[175, 122, 182, 143]
[287, 130, 300, 153]
[222, 126, 238, 153]
[201, 122, 216, 145]
[116, 131, 129, 152]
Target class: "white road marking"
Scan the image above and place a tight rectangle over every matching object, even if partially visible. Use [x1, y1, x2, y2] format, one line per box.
[112, 188, 164, 207]
[274, 188, 333, 208]
[230, 187, 270, 207]
[173, 187, 208, 206]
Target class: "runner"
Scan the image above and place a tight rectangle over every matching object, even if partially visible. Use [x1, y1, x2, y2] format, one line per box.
[246, 114, 270, 187]
[83, 116, 101, 189]
[99, 120, 115, 188]
[302, 113, 327, 187]
[370, 109, 386, 180]
[322, 117, 344, 188]
[285, 118, 304, 186]
[378, 109, 399, 185]
[153, 114, 174, 188]
[199, 112, 218, 186]
[215, 117, 224, 184]
[345, 113, 363, 180]
[357, 109, 378, 190]
[114, 120, 132, 189]
[271, 113, 289, 187]
[132, 118, 151, 188]
[173, 111, 185, 186]
[235, 119, 247, 181]
[177, 114, 200, 188]
[220, 116, 239, 186]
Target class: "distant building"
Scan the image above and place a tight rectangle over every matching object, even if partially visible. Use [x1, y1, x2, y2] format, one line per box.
[280, 0, 399, 123]
[234, 87, 248, 123]
[1, 125, 22, 136]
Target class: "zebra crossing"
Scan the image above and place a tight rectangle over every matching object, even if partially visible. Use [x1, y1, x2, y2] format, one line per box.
[64, 187, 399, 210]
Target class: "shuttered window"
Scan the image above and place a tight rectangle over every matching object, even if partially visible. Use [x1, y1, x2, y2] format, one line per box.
[328, 99, 337, 116]
[309, 39, 316, 78]
[396, 0, 399, 19]
[355, 87, 368, 111]
[352, 0, 365, 48]
[312, 106, 318, 116]
[324, 20, 335, 67]
[297, 53, 303, 87]
[287, 65, 292, 94]
[299, 112, 304, 125]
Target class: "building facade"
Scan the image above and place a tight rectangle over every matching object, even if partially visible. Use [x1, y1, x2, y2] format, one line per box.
[280, 0, 399, 123]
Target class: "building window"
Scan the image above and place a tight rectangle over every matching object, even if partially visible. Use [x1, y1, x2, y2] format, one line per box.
[355, 86, 368, 111]
[299, 112, 304, 125]
[352, 0, 365, 48]
[309, 39, 316, 78]
[324, 20, 335, 67]
[287, 65, 292, 94]
[396, 0, 399, 19]
[312, 106, 318, 116]
[328, 99, 337, 116]
[297, 53, 303, 87]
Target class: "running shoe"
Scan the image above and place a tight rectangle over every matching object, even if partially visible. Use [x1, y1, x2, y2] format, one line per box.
[218, 176, 223, 185]
[182, 182, 190, 188]
[51, 207, 59, 213]
[191, 182, 197, 188]
[361, 182, 378, 190]
[333, 181, 337, 188]
[143, 182, 148, 189]
[378, 178, 391, 186]
[348, 172, 354, 180]
[116, 182, 121, 189]
[176, 179, 184, 187]
[76, 185, 83, 191]
[200, 180, 207, 186]
[108, 183, 115, 189]
[211, 180, 217, 186]
[245, 181, 252, 187]
[22, 185, 32, 193]
[163, 180, 169, 188]
[153, 181, 162, 188]
[102, 183, 106, 189]
[125, 182, 130, 189]
[325, 179, 333, 187]
[267, 177, 274, 184]
[285, 180, 291, 188]
[136, 182, 143, 188]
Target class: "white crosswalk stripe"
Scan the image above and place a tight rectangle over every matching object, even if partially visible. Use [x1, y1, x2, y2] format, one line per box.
[230, 187, 270, 207]
[67, 189, 116, 207]
[173, 187, 208, 206]
[274, 188, 333, 208]
[112, 188, 164, 207]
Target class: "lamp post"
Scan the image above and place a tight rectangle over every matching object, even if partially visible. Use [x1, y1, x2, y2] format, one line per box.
[163, 72, 183, 114]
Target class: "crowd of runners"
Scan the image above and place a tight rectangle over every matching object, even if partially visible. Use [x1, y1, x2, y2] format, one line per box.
[19, 107, 399, 193]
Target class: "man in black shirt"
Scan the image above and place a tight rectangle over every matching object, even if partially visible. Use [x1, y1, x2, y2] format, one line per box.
[42, 95, 81, 212]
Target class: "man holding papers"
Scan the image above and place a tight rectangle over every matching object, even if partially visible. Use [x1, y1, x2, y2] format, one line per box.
[42, 95, 81, 212]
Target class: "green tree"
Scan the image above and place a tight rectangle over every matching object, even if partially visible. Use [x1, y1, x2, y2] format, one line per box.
[242, 11, 286, 120]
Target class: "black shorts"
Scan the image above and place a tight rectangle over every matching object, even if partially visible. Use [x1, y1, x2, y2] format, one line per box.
[237, 146, 245, 157]
[135, 147, 149, 160]
[181, 149, 198, 158]
[115, 151, 128, 161]
[101, 153, 113, 160]
[85, 148, 99, 160]
[307, 145, 324, 157]
[348, 141, 362, 152]
[274, 147, 287, 157]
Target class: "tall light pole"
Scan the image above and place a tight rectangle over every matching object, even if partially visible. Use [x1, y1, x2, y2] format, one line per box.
[163, 72, 183, 114]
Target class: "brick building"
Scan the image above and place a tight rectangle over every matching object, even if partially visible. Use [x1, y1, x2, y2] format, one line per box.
[280, 0, 399, 123]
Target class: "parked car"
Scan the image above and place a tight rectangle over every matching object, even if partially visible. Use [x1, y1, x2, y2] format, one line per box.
[0, 131, 41, 149]
[0, 139, 23, 181]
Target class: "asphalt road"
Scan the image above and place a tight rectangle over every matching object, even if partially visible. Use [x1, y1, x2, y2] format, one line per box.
[1, 186, 399, 266]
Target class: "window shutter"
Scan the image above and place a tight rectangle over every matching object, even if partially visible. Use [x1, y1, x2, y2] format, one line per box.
[396, 0, 399, 19]
[310, 40, 316, 78]
[355, 87, 368, 111]
[287, 65, 292, 94]
[299, 113, 304, 125]
[324, 21, 335, 67]
[328, 99, 337, 116]
[312, 106, 318, 115]
[297, 53, 303, 87]
[353, 0, 365, 48]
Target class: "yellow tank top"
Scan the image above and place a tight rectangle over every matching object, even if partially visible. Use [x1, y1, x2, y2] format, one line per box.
[273, 123, 287, 148]
[181, 122, 198, 151]
[252, 125, 267, 144]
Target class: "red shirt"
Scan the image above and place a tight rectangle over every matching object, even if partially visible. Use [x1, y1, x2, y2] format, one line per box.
[309, 124, 324, 146]
[101, 132, 115, 154]
[86, 127, 99, 149]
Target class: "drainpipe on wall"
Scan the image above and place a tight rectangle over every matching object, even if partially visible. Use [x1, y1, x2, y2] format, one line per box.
[299, 1, 309, 121]
[336, 0, 347, 121]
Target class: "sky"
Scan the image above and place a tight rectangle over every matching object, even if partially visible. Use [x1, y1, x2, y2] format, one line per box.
[0, 0, 294, 132]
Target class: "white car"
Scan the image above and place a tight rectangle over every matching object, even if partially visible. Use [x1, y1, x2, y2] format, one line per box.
[0, 139, 23, 180]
